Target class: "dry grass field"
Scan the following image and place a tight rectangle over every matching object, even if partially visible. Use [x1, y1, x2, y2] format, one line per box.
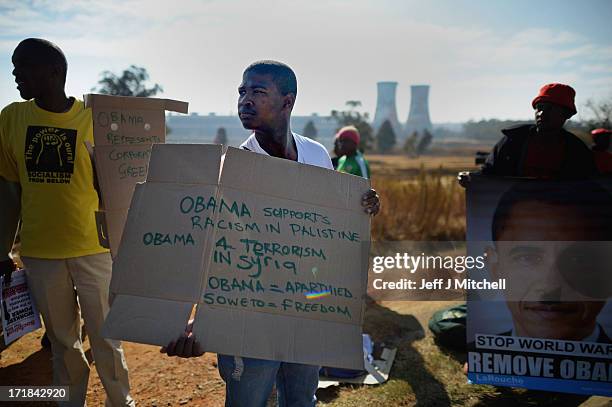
[368, 148, 477, 242]
[371, 172, 466, 241]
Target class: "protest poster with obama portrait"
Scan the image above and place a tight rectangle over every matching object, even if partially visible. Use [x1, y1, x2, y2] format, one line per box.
[465, 175, 612, 397]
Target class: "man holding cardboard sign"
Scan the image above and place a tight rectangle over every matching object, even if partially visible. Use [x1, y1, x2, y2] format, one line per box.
[162, 61, 379, 406]
[0, 38, 134, 406]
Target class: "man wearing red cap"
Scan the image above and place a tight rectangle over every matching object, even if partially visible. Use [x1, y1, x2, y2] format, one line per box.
[592, 128, 612, 174]
[479, 83, 597, 178]
[335, 125, 371, 179]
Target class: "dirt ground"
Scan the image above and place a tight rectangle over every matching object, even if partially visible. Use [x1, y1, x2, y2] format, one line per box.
[0, 300, 451, 406]
[0, 329, 227, 406]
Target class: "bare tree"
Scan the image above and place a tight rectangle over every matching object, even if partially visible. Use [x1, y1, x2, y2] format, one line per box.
[585, 98, 612, 129]
[302, 120, 318, 140]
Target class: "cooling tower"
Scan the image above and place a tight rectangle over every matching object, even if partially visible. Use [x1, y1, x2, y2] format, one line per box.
[372, 81, 402, 139]
[404, 85, 432, 136]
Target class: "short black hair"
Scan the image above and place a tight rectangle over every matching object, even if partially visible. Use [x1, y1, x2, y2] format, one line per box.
[244, 60, 297, 96]
[491, 180, 612, 241]
[15, 38, 67, 82]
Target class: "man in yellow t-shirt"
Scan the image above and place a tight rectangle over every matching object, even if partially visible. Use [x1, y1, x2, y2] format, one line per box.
[0, 38, 134, 407]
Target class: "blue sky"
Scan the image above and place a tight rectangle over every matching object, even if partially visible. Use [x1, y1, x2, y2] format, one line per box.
[1, 0, 611, 122]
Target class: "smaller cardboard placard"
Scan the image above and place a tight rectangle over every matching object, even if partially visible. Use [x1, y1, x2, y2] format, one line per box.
[84, 94, 188, 257]
[94, 145, 152, 211]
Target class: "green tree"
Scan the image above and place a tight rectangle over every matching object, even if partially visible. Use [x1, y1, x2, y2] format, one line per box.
[331, 101, 374, 151]
[376, 120, 396, 153]
[416, 129, 433, 155]
[302, 120, 318, 140]
[345, 100, 362, 109]
[462, 119, 527, 141]
[93, 65, 169, 134]
[403, 131, 418, 157]
[214, 127, 228, 145]
[93, 65, 163, 97]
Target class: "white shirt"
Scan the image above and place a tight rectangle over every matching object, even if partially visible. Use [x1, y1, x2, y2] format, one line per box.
[239, 132, 333, 170]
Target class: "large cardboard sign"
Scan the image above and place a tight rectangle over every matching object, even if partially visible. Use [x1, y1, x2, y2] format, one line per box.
[102, 144, 371, 369]
[84, 94, 188, 256]
[466, 175, 612, 397]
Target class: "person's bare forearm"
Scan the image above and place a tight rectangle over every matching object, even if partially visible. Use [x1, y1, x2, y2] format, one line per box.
[0, 177, 20, 261]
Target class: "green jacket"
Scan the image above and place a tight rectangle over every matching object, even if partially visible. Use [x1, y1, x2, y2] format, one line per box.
[337, 151, 370, 179]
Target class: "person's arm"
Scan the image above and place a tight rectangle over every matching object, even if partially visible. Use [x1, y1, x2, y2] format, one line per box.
[480, 137, 505, 176]
[458, 137, 505, 188]
[0, 108, 21, 282]
[0, 177, 20, 283]
[362, 189, 380, 216]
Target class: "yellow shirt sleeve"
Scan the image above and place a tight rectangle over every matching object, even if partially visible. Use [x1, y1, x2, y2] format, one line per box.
[0, 105, 20, 182]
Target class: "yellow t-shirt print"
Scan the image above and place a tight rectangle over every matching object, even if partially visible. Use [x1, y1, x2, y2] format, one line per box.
[25, 126, 76, 183]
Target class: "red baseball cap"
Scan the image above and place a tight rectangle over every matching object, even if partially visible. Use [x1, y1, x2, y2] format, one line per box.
[335, 125, 360, 145]
[532, 83, 577, 116]
[591, 128, 612, 138]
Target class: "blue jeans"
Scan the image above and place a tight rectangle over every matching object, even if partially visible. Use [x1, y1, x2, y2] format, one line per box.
[217, 354, 319, 407]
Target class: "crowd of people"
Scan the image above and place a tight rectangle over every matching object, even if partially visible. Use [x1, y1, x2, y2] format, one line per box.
[0, 37, 610, 406]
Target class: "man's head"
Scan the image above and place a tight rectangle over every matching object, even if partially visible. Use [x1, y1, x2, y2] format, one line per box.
[12, 38, 67, 101]
[489, 180, 612, 340]
[335, 126, 360, 156]
[238, 60, 297, 133]
[531, 83, 576, 133]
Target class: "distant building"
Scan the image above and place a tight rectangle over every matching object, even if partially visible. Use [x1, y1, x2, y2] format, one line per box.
[166, 112, 338, 149]
[372, 81, 403, 140]
[167, 81, 434, 149]
[404, 85, 432, 137]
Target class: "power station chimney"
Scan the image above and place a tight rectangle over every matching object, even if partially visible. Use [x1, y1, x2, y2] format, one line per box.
[404, 85, 432, 136]
[372, 81, 402, 139]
